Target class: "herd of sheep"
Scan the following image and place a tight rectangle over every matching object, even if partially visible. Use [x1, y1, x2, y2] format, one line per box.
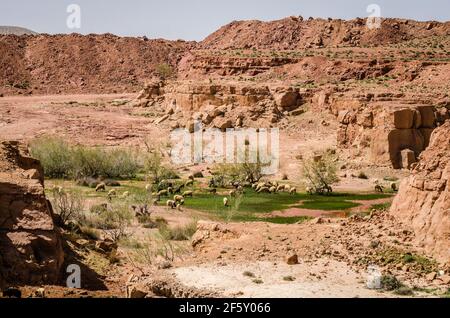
[56, 174, 397, 218]
[90, 174, 299, 213]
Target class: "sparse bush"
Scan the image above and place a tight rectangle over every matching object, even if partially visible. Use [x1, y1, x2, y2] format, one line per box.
[358, 172, 369, 179]
[50, 188, 85, 224]
[80, 225, 100, 240]
[283, 276, 296, 282]
[302, 152, 339, 195]
[155, 63, 174, 80]
[394, 286, 414, 296]
[381, 275, 402, 291]
[144, 150, 178, 184]
[158, 220, 197, 241]
[87, 203, 134, 242]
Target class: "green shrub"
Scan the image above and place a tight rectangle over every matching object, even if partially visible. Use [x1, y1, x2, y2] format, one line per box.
[155, 63, 174, 80]
[358, 172, 369, 179]
[71, 146, 140, 179]
[30, 136, 140, 179]
[30, 137, 73, 178]
[159, 220, 197, 241]
[381, 275, 402, 291]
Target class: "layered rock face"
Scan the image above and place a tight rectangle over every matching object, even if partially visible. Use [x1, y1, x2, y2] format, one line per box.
[390, 121, 450, 265]
[0, 141, 64, 287]
[335, 97, 449, 168]
[131, 80, 306, 130]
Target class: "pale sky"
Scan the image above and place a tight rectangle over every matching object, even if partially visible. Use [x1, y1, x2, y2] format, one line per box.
[0, 0, 449, 40]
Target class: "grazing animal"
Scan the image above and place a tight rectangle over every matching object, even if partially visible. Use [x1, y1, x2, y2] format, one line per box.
[269, 186, 277, 194]
[95, 183, 106, 192]
[107, 189, 117, 201]
[391, 183, 398, 192]
[166, 200, 176, 209]
[174, 195, 184, 203]
[157, 190, 168, 197]
[185, 180, 194, 187]
[223, 197, 229, 207]
[284, 185, 291, 192]
[131, 204, 149, 217]
[120, 191, 130, 199]
[276, 185, 285, 192]
[290, 187, 297, 195]
[167, 187, 173, 194]
[252, 183, 258, 190]
[306, 187, 314, 195]
[174, 185, 184, 194]
[176, 203, 183, 211]
[182, 191, 193, 197]
[208, 188, 217, 195]
[375, 185, 384, 193]
[257, 187, 270, 194]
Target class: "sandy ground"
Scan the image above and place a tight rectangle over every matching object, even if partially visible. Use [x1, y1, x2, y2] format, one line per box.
[171, 259, 386, 298]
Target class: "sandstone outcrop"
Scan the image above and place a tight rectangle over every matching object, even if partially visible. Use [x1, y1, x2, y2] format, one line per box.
[335, 98, 448, 168]
[390, 121, 450, 265]
[0, 141, 64, 287]
[130, 80, 303, 130]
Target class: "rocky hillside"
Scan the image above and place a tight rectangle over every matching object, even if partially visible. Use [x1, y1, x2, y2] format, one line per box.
[200, 17, 450, 50]
[0, 34, 191, 94]
[0, 26, 37, 36]
[0, 141, 64, 288]
[390, 121, 450, 265]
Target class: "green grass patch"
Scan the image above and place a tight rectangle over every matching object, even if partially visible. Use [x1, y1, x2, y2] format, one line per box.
[371, 202, 392, 211]
[295, 193, 391, 211]
[185, 190, 390, 223]
[298, 200, 360, 211]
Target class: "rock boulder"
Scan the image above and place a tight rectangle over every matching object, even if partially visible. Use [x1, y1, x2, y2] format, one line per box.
[390, 121, 450, 265]
[0, 141, 64, 286]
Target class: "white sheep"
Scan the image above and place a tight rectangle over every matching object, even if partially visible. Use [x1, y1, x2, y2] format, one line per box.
[223, 197, 229, 207]
[289, 187, 297, 195]
[95, 183, 106, 192]
[182, 190, 193, 197]
[166, 200, 176, 209]
[174, 195, 184, 203]
[157, 189, 168, 197]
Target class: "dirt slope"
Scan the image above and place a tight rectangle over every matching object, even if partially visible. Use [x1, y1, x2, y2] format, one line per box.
[0, 34, 192, 95]
[200, 17, 450, 50]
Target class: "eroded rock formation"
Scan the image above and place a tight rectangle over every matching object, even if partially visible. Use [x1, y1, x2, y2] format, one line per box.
[390, 121, 450, 264]
[0, 141, 64, 287]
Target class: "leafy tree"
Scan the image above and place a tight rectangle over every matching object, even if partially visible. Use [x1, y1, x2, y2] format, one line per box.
[302, 152, 339, 195]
